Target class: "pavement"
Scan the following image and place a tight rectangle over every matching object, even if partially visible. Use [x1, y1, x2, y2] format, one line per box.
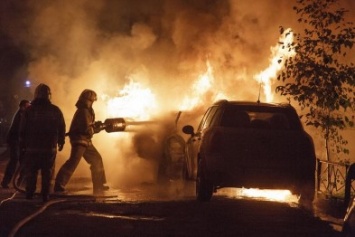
[0, 144, 117, 199]
[0, 144, 191, 202]
[0, 144, 347, 235]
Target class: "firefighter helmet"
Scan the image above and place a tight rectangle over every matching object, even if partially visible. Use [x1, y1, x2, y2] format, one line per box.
[19, 99, 30, 107]
[34, 83, 51, 100]
[79, 89, 97, 102]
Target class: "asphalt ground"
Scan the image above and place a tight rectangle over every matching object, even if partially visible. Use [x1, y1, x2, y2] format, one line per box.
[0, 145, 346, 237]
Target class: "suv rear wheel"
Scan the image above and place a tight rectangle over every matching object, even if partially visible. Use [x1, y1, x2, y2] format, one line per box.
[196, 159, 213, 201]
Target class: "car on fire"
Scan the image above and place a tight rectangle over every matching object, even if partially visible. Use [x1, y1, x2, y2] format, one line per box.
[182, 100, 316, 205]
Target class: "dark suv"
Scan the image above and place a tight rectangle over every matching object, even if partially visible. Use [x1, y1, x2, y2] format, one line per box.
[182, 100, 316, 205]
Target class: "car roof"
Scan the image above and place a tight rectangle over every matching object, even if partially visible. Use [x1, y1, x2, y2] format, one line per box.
[213, 100, 293, 109]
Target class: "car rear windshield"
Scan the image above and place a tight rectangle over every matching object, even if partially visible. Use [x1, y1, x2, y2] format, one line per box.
[220, 105, 302, 131]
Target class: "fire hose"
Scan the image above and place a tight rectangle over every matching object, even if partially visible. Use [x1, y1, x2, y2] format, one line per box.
[12, 163, 25, 193]
[64, 117, 158, 136]
[64, 118, 127, 137]
[92, 118, 127, 133]
[90, 117, 159, 133]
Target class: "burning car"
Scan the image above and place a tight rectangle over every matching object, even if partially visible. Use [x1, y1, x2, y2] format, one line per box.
[182, 100, 316, 206]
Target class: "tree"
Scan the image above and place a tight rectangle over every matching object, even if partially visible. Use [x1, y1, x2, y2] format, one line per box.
[276, 0, 355, 161]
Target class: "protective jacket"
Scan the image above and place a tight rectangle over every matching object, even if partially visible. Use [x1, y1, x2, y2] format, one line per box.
[20, 98, 66, 152]
[68, 99, 95, 147]
[7, 109, 25, 145]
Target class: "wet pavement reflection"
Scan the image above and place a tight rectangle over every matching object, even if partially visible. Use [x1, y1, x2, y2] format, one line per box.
[64, 177, 196, 202]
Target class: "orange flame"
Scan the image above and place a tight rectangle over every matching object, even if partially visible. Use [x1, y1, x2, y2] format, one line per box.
[179, 61, 214, 111]
[106, 79, 157, 120]
[254, 28, 295, 102]
[238, 188, 298, 203]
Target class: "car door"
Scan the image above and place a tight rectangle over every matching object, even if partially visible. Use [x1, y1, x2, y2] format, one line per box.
[186, 106, 220, 179]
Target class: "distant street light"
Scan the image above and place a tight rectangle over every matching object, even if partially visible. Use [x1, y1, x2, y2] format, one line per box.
[25, 80, 31, 88]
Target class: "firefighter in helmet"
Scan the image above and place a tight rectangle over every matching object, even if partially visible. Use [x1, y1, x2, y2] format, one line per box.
[19, 83, 66, 202]
[54, 89, 109, 194]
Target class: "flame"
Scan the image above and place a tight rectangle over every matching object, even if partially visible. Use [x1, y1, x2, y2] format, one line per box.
[179, 61, 215, 111]
[254, 28, 295, 102]
[237, 188, 298, 203]
[106, 79, 157, 120]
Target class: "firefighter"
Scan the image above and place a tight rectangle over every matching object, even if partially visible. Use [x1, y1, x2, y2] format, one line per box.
[19, 84, 66, 202]
[1, 99, 30, 188]
[54, 89, 109, 194]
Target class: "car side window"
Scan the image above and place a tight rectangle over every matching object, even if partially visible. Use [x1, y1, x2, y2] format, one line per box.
[197, 106, 219, 132]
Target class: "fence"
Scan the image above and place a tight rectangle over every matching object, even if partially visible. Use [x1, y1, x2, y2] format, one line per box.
[316, 159, 354, 200]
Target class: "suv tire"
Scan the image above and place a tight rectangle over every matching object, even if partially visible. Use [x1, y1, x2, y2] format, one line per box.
[196, 159, 213, 201]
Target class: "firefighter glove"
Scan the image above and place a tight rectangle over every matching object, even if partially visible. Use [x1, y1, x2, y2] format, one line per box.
[93, 121, 104, 133]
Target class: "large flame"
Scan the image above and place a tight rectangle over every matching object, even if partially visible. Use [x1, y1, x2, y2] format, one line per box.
[103, 28, 296, 120]
[254, 28, 295, 102]
[179, 61, 214, 111]
[105, 79, 157, 120]
[179, 60, 227, 111]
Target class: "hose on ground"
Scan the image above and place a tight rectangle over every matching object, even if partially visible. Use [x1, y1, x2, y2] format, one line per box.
[8, 199, 67, 237]
[0, 191, 18, 207]
[7, 195, 107, 237]
[12, 163, 25, 194]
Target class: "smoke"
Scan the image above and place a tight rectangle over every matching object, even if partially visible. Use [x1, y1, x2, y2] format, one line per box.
[0, 0, 354, 192]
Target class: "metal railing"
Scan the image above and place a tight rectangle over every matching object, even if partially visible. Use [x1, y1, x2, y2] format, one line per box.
[316, 159, 354, 200]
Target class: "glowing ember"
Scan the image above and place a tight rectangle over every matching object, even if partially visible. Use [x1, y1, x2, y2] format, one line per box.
[237, 188, 298, 203]
[254, 28, 295, 102]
